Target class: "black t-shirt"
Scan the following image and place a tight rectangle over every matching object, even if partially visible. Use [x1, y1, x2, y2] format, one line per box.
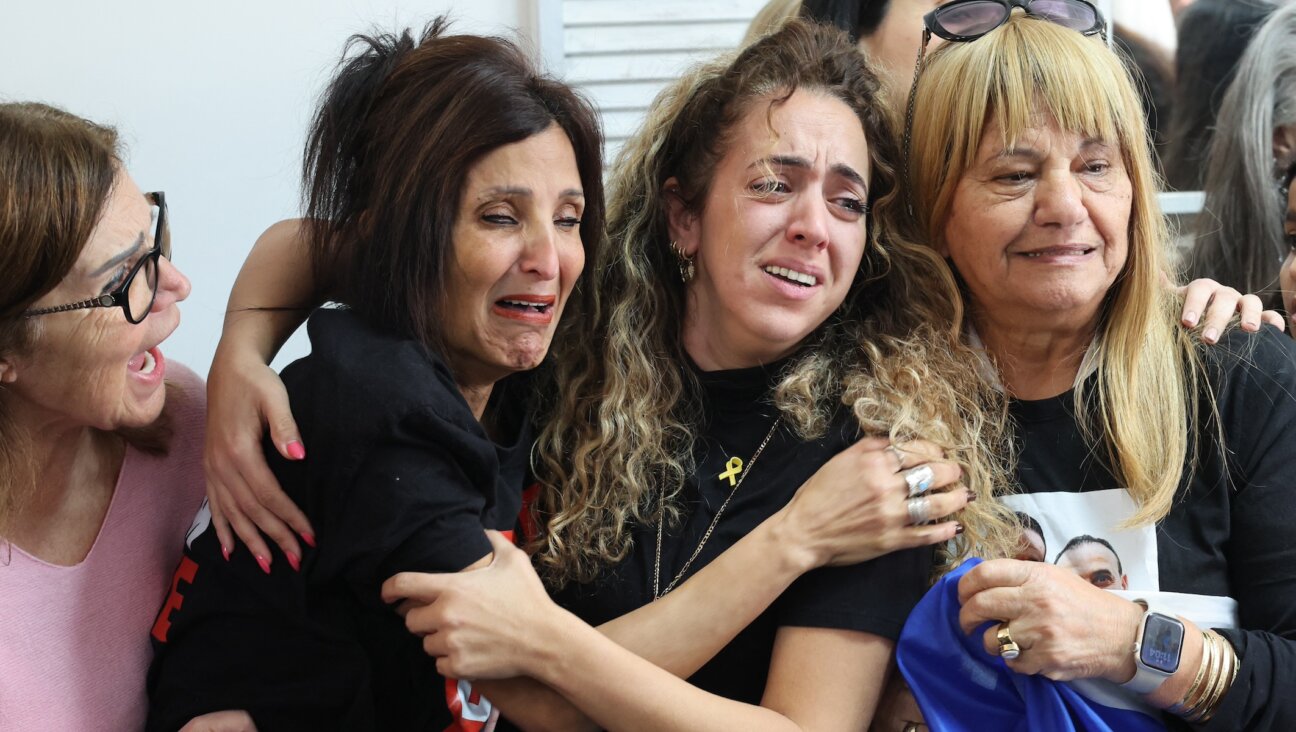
[147, 309, 529, 731]
[1002, 327, 1296, 731]
[549, 359, 931, 706]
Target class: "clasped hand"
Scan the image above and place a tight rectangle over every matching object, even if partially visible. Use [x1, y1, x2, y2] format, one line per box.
[382, 531, 555, 681]
[778, 437, 969, 570]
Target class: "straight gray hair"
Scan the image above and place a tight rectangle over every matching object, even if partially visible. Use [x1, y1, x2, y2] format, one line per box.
[1187, 1, 1296, 307]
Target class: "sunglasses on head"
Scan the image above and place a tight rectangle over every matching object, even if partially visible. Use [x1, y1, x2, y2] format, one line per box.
[923, 0, 1106, 43]
[901, 0, 1109, 213]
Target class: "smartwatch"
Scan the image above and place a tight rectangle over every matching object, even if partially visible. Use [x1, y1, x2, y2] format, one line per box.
[1121, 599, 1185, 694]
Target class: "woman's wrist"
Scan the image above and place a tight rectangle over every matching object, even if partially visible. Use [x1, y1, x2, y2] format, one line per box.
[1099, 599, 1147, 684]
[524, 602, 601, 687]
[764, 506, 825, 576]
[1167, 630, 1239, 723]
[216, 306, 289, 367]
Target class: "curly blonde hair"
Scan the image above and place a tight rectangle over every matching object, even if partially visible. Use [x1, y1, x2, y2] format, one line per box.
[530, 20, 1020, 589]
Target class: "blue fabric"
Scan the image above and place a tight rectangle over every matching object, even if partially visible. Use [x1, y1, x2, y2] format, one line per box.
[896, 558, 1165, 732]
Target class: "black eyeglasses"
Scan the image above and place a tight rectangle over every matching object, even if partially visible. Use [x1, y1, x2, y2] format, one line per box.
[24, 191, 170, 325]
[901, 0, 1108, 212]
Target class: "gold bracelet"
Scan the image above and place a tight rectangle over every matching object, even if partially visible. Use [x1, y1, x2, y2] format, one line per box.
[1171, 631, 1214, 719]
[1176, 627, 1213, 715]
[1197, 634, 1240, 724]
[1192, 632, 1228, 721]
[1189, 631, 1232, 722]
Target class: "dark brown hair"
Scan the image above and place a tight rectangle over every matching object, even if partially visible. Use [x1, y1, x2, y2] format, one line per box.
[0, 103, 138, 539]
[799, 0, 894, 43]
[302, 18, 605, 358]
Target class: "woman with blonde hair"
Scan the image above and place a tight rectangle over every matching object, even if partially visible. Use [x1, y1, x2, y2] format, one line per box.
[894, 3, 1296, 728]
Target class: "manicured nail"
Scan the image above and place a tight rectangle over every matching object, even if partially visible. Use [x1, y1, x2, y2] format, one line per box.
[965, 489, 977, 502]
[255, 555, 272, 574]
[954, 522, 965, 535]
[285, 440, 306, 460]
[286, 552, 301, 572]
[221, 544, 232, 562]
[1183, 311, 1199, 327]
[1204, 327, 1219, 343]
[301, 531, 317, 549]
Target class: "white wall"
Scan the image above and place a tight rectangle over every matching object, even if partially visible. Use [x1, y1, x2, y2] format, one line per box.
[0, 0, 532, 375]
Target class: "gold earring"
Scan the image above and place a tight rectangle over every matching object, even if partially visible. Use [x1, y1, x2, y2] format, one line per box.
[670, 240, 695, 283]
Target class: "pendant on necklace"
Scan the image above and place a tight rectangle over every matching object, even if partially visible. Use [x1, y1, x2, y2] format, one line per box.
[718, 456, 744, 486]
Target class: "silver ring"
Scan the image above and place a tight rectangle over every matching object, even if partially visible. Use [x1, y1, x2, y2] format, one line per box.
[885, 445, 905, 472]
[904, 464, 935, 496]
[906, 496, 932, 525]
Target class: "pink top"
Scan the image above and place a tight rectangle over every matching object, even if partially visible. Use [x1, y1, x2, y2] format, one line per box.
[0, 362, 206, 731]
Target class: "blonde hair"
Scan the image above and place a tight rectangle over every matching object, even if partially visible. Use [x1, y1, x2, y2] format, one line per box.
[531, 20, 1020, 589]
[742, 0, 802, 45]
[906, 15, 1211, 527]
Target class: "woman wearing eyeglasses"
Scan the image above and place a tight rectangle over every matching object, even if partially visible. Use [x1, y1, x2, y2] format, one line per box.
[0, 102, 198, 730]
[893, 2, 1296, 729]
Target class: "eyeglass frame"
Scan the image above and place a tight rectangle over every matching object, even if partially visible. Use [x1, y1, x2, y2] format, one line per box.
[900, 0, 1109, 214]
[23, 191, 170, 325]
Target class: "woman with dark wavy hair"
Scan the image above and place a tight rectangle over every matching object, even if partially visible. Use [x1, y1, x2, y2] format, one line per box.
[146, 19, 605, 730]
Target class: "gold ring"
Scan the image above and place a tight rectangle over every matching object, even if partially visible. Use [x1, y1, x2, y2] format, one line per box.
[997, 622, 1021, 660]
[901, 723, 925, 732]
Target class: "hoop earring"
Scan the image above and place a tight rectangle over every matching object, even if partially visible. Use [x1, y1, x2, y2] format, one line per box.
[670, 240, 695, 283]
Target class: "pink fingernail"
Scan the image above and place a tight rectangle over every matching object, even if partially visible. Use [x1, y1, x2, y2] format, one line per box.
[285, 441, 306, 460]
[221, 544, 232, 562]
[255, 555, 272, 574]
[1184, 311, 1199, 326]
[1204, 328, 1219, 343]
[301, 531, 317, 549]
[286, 552, 301, 572]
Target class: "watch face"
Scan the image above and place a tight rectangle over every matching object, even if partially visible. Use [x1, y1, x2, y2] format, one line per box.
[1140, 613, 1185, 673]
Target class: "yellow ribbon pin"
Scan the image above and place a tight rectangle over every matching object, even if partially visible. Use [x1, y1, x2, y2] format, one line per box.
[718, 456, 744, 486]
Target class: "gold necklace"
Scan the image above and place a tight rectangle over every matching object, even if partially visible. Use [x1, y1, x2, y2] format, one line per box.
[652, 417, 782, 599]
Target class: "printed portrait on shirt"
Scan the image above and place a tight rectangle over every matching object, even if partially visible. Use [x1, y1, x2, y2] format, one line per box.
[1001, 489, 1158, 591]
